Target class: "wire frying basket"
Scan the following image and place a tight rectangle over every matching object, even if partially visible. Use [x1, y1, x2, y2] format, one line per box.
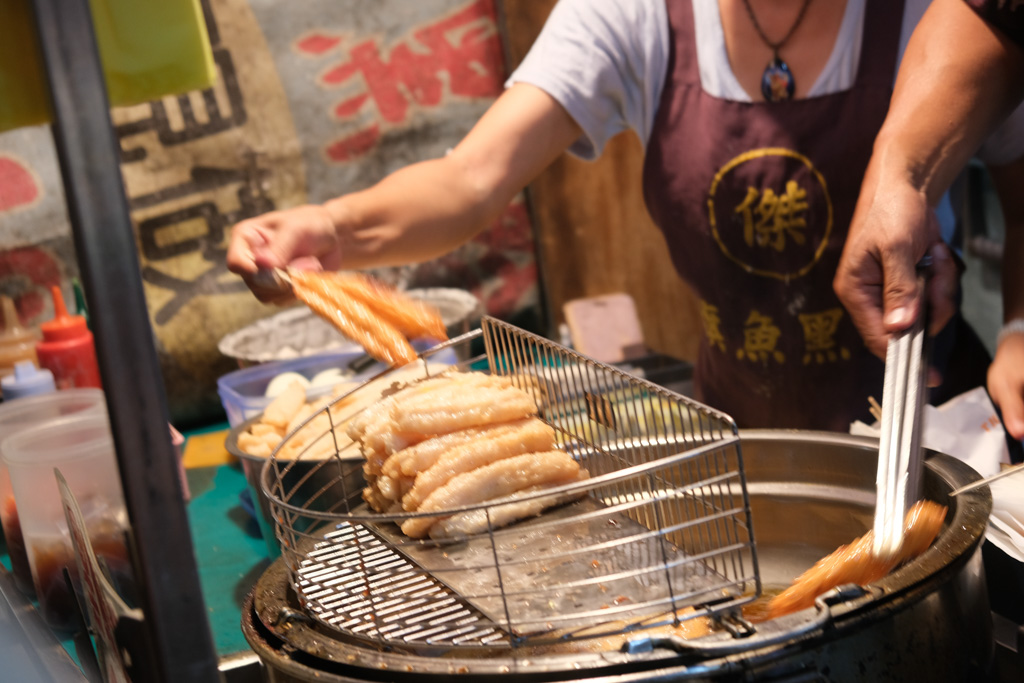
[263, 317, 759, 650]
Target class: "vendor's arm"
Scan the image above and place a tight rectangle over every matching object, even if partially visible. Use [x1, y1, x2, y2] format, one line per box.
[229, 0, 662, 302]
[835, 0, 1024, 356]
[226, 83, 581, 302]
[986, 158, 1024, 440]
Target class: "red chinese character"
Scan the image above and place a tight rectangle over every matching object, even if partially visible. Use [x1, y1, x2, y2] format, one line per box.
[296, 33, 342, 56]
[325, 123, 381, 163]
[319, 0, 504, 161]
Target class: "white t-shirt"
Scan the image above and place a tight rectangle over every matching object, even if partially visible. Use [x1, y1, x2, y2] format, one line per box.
[508, 0, 1024, 166]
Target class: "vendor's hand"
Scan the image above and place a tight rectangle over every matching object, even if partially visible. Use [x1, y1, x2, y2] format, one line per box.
[989, 333, 1024, 441]
[834, 180, 959, 359]
[227, 204, 343, 304]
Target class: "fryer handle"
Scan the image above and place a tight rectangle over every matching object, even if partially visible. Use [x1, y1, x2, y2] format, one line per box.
[622, 585, 867, 657]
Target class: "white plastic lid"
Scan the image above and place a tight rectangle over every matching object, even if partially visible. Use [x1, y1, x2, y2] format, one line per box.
[1, 361, 56, 399]
[0, 387, 105, 429]
[2, 412, 112, 467]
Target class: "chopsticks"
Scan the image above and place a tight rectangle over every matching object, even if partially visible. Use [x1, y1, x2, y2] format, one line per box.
[949, 462, 1024, 497]
[872, 272, 930, 561]
[868, 396, 883, 423]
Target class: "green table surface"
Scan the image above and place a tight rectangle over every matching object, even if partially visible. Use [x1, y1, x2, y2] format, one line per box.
[185, 460, 271, 657]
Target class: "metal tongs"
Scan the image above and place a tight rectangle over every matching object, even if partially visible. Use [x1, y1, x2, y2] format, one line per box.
[250, 266, 294, 293]
[872, 259, 931, 560]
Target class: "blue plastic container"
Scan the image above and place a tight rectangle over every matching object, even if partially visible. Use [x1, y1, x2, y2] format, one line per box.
[217, 341, 456, 427]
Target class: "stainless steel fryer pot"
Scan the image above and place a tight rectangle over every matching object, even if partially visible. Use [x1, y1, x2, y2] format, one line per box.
[242, 430, 994, 682]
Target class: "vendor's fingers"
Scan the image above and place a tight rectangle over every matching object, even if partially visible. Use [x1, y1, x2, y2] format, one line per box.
[989, 336, 1024, 440]
[879, 244, 922, 334]
[834, 254, 888, 358]
[226, 218, 273, 275]
[837, 178, 943, 358]
[284, 256, 323, 272]
[990, 380, 1024, 442]
[228, 220, 294, 303]
[901, 243, 955, 391]
[924, 243, 958, 337]
[249, 205, 342, 272]
[228, 206, 341, 303]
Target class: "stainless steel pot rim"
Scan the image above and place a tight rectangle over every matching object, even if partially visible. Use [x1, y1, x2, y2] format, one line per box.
[736, 430, 992, 588]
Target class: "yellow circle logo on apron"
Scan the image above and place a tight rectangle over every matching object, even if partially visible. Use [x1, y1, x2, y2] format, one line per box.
[707, 148, 832, 280]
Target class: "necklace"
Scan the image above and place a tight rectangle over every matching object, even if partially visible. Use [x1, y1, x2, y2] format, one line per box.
[741, 0, 814, 102]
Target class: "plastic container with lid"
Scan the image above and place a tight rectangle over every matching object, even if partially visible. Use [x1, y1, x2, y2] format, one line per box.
[3, 412, 130, 631]
[35, 285, 102, 390]
[217, 347, 377, 427]
[0, 388, 106, 597]
[0, 295, 39, 395]
[216, 340, 459, 427]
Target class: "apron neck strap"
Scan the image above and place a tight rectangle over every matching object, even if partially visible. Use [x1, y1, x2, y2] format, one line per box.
[855, 0, 906, 88]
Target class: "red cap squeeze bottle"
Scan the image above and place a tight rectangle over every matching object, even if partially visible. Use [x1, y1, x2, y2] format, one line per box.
[35, 286, 102, 390]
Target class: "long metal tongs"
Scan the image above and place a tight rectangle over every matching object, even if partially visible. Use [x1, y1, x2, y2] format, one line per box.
[872, 264, 931, 560]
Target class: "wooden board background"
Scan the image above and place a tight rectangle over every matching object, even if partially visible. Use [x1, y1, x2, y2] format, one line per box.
[500, 0, 702, 362]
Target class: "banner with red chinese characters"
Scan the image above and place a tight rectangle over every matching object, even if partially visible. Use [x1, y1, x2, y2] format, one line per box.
[0, 0, 538, 425]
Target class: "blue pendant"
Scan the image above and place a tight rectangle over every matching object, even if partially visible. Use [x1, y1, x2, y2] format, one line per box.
[761, 57, 795, 102]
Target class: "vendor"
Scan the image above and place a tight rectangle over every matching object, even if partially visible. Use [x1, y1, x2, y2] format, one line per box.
[835, 0, 1024, 441]
[228, 0, 1024, 432]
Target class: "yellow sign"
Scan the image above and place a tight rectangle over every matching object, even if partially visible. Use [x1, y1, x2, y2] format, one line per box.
[736, 310, 785, 364]
[734, 180, 809, 251]
[699, 299, 727, 352]
[799, 307, 851, 364]
[708, 148, 832, 280]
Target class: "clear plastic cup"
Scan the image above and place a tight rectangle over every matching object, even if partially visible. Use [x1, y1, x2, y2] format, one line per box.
[0, 388, 105, 597]
[3, 412, 132, 632]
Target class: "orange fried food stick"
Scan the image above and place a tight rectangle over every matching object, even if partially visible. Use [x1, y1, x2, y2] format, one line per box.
[316, 272, 448, 342]
[767, 500, 947, 619]
[290, 270, 421, 366]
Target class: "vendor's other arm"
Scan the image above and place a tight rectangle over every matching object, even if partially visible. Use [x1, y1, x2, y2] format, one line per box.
[835, 0, 1024, 356]
[226, 83, 582, 303]
[987, 156, 1024, 440]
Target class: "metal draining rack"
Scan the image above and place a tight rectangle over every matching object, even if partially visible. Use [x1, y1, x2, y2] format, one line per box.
[263, 317, 760, 650]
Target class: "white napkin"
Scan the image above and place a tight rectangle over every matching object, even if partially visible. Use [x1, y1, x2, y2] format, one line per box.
[986, 477, 1024, 562]
[920, 387, 1009, 477]
[850, 386, 1022, 561]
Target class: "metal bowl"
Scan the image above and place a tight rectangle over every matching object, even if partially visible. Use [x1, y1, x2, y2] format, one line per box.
[225, 416, 364, 557]
[218, 288, 481, 368]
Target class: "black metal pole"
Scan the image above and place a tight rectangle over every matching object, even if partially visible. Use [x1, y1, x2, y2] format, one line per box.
[26, 0, 219, 680]
[493, 0, 554, 339]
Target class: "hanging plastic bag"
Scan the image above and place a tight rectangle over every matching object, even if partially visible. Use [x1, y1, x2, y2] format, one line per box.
[0, 0, 215, 133]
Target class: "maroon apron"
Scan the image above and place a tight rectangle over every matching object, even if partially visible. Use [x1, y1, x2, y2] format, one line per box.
[643, 0, 903, 431]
